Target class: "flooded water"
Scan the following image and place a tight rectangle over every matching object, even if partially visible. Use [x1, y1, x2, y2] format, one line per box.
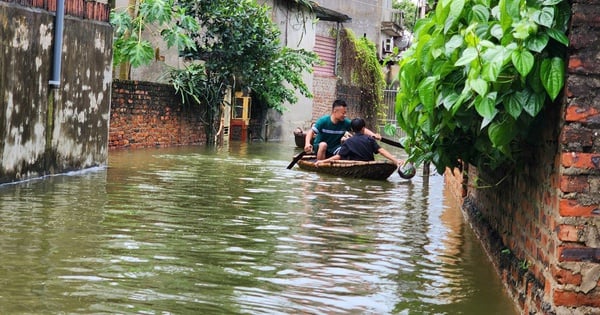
[0, 142, 517, 314]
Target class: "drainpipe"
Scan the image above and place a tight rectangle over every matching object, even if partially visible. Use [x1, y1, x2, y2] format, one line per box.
[49, 0, 65, 88]
[46, 0, 65, 165]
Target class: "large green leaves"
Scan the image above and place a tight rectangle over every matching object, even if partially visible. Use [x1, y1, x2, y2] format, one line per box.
[396, 0, 569, 174]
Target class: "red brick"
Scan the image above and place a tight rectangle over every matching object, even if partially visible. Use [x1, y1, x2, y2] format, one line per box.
[568, 57, 583, 70]
[552, 266, 582, 286]
[556, 224, 583, 242]
[559, 199, 599, 217]
[561, 153, 600, 169]
[564, 105, 600, 122]
[559, 175, 589, 193]
[554, 289, 600, 307]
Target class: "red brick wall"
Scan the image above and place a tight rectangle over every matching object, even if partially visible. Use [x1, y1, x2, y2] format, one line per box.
[0, 0, 110, 22]
[444, 2, 600, 313]
[312, 75, 368, 126]
[110, 80, 206, 150]
[312, 75, 337, 121]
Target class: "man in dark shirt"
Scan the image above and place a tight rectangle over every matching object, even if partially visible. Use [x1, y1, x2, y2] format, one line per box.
[315, 118, 402, 166]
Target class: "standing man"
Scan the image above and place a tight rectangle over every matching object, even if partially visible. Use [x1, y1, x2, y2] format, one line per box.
[304, 99, 381, 160]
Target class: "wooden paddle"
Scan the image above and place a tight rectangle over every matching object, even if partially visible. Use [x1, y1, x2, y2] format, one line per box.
[379, 137, 404, 149]
[287, 151, 307, 169]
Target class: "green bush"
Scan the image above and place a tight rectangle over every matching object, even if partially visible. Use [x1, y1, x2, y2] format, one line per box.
[396, 0, 569, 174]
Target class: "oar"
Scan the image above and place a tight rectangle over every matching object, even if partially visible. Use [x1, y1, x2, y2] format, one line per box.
[287, 151, 307, 169]
[379, 137, 404, 148]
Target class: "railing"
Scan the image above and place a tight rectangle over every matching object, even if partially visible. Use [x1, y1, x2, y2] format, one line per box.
[380, 89, 406, 138]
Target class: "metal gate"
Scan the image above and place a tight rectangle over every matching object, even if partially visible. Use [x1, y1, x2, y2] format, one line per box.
[380, 89, 406, 138]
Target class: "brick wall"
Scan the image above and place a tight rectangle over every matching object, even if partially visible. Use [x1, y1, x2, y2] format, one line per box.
[444, 1, 600, 313]
[312, 75, 337, 121]
[110, 80, 206, 150]
[1, 0, 110, 22]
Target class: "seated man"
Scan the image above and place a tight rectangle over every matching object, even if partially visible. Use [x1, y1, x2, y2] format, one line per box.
[304, 99, 380, 160]
[315, 117, 402, 167]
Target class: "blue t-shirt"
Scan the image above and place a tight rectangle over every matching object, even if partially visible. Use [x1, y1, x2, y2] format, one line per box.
[338, 133, 380, 161]
[311, 115, 352, 156]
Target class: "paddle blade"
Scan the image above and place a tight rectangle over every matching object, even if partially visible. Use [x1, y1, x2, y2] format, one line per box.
[380, 137, 404, 148]
[287, 152, 306, 169]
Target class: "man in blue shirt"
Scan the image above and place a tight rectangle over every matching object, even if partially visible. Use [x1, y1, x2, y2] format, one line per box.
[304, 100, 381, 160]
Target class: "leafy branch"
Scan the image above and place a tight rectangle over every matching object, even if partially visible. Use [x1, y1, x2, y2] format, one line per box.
[396, 0, 570, 174]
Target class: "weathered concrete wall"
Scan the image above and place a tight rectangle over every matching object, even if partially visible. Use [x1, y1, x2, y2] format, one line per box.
[445, 1, 600, 313]
[0, 1, 112, 183]
[109, 80, 206, 149]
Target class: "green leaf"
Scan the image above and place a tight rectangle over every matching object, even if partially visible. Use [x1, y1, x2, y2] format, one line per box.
[442, 91, 460, 110]
[444, 0, 465, 34]
[418, 76, 439, 111]
[504, 91, 526, 118]
[471, 5, 490, 23]
[445, 35, 464, 56]
[474, 92, 498, 120]
[490, 24, 504, 40]
[455, 47, 478, 66]
[126, 40, 155, 67]
[513, 21, 531, 40]
[532, 7, 554, 28]
[540, 57, 565, 100]
[469, 77, 488, 96]
[488, 118, 517, 148]
[522, 89, 545, 116]
[546, 28, 569, 46]
[511, 49, 534, 77]
[525, 33, 549, 53]
[482, 46, 507, 81]
[499, 0, 520, 31]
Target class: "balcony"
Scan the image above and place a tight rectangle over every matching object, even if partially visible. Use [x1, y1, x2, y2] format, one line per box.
[381, 10, 403, 37]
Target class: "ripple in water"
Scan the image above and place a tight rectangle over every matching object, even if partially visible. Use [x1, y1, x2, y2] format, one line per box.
[0, 144, 516, 314]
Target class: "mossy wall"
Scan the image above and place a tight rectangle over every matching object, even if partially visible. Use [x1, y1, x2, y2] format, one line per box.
[0, 1, 112, 183]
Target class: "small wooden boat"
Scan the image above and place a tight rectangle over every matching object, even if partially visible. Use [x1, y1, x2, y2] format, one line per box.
[294, 154, 398, 180]
[294, 130, 306, 148]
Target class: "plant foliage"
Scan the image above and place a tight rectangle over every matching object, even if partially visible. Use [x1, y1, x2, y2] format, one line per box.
[111, 0, 320, 144]
[396, 0, 569, 174]
[338, 29, 386, 128]
[178, 0, 319, 112]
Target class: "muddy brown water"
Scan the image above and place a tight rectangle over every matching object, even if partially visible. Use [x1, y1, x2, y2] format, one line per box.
[0, 142, 517, 314]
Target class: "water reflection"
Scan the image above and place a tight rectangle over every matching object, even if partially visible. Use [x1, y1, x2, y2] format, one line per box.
[0, 143, 515, 314]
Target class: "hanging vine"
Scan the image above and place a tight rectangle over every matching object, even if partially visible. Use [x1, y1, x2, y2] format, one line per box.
[338, 28, 386, 127]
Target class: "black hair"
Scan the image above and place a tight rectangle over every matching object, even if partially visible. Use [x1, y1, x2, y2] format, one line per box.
[351, 117, 365, 132]
[332, 99, 347, 110]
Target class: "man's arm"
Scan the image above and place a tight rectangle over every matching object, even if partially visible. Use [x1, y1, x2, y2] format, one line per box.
[377, 147, 402, 166]
[363, 127, 381, 140]
[304, 129, 315, 153]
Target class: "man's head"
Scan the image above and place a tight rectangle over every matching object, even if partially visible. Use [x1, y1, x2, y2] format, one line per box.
[351, 117, 366, 132]
[331, 99, 347, 122]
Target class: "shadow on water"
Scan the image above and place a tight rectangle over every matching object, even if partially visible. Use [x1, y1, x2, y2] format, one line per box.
[0, 142, 517, 314]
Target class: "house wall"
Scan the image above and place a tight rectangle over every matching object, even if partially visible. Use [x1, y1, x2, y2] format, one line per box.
[444, 1, 600, 313]
[264, 0, 316, 142]
[0, 0, 112, 183]
[315, 0, 395, 58]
